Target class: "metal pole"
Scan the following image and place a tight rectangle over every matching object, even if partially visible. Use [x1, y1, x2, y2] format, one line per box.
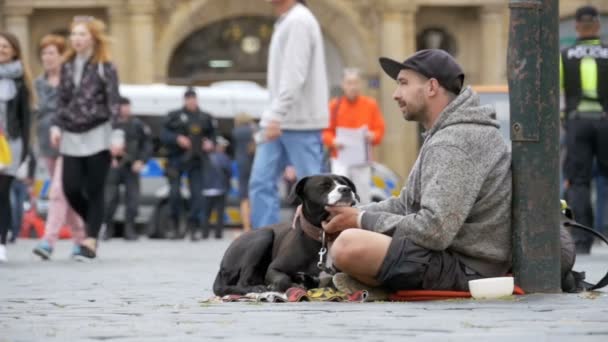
[508, 0, 561, 293]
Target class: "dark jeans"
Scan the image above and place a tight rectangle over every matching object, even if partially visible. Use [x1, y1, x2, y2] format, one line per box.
[62, 151, 111, 239]
[0, 175, 14, 245]
[105, 164, 140, 225]
[167, 159, 204, 225]
[201, 194, 226, 237]
[564, 116, 608, 250]
[10, 179, 27, 241]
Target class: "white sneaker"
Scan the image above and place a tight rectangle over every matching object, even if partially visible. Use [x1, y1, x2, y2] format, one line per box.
[0, 244, 7, 263]
[332, 272, 389, 301]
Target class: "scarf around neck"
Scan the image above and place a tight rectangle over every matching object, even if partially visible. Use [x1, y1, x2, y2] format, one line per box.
[0, 60, 23, 102]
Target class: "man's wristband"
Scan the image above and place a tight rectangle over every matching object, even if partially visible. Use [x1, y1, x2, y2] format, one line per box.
[357, 210, 365, 229]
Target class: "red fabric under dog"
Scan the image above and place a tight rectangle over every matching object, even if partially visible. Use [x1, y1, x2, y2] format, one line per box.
[389, 286, 525, 301]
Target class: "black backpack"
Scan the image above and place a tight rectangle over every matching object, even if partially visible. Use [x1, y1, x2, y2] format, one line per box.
[560, 203, 608, 293]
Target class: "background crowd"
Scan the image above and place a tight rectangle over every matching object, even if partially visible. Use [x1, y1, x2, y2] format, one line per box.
[0, 0, 606, 264]
[0, 0, 388, 263]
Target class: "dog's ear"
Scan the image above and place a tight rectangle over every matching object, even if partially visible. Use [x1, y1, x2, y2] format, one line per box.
[337, 175, 357, 194]
[337, 175, 360, 203]
[288, 176, 310, 206]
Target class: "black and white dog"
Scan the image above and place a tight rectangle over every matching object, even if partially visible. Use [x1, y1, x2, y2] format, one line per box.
[213, 174, 359, 296]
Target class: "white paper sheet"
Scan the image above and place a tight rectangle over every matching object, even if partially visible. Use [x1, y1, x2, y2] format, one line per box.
[335, 127, 369, 167]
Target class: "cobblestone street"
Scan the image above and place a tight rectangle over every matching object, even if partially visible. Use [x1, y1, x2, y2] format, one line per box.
[2, 235, 608, 341]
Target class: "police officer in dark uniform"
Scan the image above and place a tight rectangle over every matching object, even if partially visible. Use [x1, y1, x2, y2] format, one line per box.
[160, 88, 216, 239]
[104, 97, 153, 240]
[561, 5, 608, 254]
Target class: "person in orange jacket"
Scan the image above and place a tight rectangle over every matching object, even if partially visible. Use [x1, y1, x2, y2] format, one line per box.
[322, 68, 385, 204]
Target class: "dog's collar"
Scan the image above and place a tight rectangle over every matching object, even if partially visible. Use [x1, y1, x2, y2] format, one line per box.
[292, 205, 336, 243]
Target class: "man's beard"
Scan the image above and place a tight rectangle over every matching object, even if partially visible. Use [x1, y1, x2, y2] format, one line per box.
[402, 102, 426, 122]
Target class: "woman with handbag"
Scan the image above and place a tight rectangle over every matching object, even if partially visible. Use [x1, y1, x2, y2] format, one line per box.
[50, 16, 120, 260]
[0, 32, 32, 263]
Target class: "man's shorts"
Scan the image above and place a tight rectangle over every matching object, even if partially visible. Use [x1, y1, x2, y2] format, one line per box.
[376, 237, 482, 292]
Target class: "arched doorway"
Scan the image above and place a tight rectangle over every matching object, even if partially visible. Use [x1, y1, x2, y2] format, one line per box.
[167, 15, 345, 90]
[416, 27, 459, 56]
[168, 16, 274, 85]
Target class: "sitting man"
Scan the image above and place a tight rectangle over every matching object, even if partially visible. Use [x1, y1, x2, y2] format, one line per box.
[323, 49, 512, 292]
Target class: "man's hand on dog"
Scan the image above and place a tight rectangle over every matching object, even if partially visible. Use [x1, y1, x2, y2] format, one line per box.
[322, 206, 361, 234]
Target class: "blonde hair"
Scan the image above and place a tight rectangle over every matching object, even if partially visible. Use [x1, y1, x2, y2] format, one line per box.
[235, 113, 255, 126]
[63, 16, 112, 63]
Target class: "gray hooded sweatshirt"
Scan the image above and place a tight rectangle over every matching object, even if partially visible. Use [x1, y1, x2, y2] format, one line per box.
[360, 86, 512, 277]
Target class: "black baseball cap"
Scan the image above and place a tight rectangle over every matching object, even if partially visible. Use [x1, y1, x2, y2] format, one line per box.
[575, 5, 599, 22]
[184, 87, 197, 98]
[119, 96, 130, 105]
[379, 49, 465, 94]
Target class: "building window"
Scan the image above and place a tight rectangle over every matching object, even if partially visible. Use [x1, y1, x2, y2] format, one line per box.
[416, 28, 458, 56]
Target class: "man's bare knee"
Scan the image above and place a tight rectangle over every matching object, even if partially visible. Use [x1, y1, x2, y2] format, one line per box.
[331, 229, 392, 279]
[331, 229, 366, 270]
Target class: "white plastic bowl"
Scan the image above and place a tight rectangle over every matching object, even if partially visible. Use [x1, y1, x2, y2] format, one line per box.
[468, 277, 514, 299]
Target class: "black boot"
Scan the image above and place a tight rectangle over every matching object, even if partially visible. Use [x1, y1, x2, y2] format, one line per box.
[189, 223, 200, 241]
[202, 225, 210, 240]
[103, 223, 115, 241]
[169, 217, 182, 240]
[214, 226, 223, 239]
[124, 221, 138, 241]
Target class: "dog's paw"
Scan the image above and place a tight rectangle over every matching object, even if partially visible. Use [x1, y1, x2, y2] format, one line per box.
[292, 272, 319, 289]
[268, 277, 292, 292]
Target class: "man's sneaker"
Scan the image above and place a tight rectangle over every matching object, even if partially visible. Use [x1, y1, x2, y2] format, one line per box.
[33, 241, 53, 260]
[0, 244, 7, 263]
[332, 272, 389, 301]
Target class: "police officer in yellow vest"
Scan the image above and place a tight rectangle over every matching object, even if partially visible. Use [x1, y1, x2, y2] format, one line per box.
[561, 5, 608, 254]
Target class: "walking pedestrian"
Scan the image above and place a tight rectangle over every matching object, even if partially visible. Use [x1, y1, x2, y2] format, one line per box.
[232, 113, 255, 232]
[36, 34, 65, 173]
[50, 16, 120, 259]
[10, 149, 35, 243]
[160, 88, 216, 239]
[32, 34, 86, 260]
[0, 31, 33, 262]
[561, 5, 608, 254]
[200, 136, 232, 240]
[249, 0, 329, 228]
[103, 96, 152, 240]
[323, 68, 385, 204]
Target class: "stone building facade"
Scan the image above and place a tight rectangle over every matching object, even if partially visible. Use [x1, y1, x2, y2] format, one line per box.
[2, 0, 607, 177]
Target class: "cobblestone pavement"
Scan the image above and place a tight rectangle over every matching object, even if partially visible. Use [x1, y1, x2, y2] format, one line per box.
[1, 234, 608, 342]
